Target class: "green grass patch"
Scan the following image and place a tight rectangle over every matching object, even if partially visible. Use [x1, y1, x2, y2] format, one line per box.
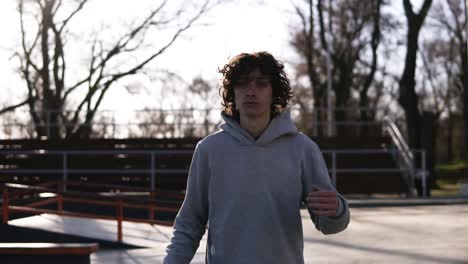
[432, 177, 462, 197]
[435, 160, 467, 171]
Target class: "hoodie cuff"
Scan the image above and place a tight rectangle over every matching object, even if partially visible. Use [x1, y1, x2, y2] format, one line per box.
[334, 196, 344, 218]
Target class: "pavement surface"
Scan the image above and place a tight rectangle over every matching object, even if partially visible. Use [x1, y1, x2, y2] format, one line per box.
[9, 202, 468, 263]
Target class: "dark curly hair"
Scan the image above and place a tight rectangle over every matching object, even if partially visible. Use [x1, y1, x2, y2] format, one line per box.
[218, 51, 294, 119]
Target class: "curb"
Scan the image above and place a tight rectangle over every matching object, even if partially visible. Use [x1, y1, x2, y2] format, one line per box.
[348, 196, 468, 208]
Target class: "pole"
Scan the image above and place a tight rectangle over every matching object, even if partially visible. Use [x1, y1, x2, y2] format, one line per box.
[57, 194, 63, 211]
[332, 152, 337, 187]
[326, 0, 334, 137]
[313, 110, 318, 137]
[2, 190, 9, 224]
[150, 152, 156, 192]
[465, 0, 468, 166]
[421, 150, 427, 198]
[112, 111, 116, 138]
[465, 0, 468, 61]
[326, 52, 333, 137]
[46, 110, 51, 139]
[117, 200, 123, 242]
[63, 153, 68, 192]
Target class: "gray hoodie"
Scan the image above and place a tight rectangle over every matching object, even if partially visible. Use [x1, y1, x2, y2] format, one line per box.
[164, 109, 350, 264]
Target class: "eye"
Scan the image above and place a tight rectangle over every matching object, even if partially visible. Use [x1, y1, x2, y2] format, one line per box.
[235, 82, 247, 89]
[256, 80, 269, 87]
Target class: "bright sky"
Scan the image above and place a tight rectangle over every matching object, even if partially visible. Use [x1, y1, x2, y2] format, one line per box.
[0, 0, 427, 119]
[0, 0, 299, 113]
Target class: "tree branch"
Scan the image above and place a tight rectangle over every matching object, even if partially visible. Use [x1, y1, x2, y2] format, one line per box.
[361, 0, 381, 94]
[51, 22, 65, 101]
[418, 0, 433, 22]
[317, 0, 329, 51]
[106, 0, 211, 82]
[19, 0, 42, 73]
[403, 0, 415, 18]
[0, 99, 32, 115]
[58, 0, 89, 33]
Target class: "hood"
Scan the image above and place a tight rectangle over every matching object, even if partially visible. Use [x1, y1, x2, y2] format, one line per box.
[220, 109, 298, 146]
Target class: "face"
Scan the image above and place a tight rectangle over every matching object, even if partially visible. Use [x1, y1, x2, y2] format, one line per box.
[233, 69, 273, 119]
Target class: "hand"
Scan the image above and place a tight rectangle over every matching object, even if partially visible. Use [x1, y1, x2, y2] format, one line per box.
[306, 185, 339, 217]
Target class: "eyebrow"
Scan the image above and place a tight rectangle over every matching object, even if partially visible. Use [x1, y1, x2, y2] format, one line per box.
[238, 77, 269, 82]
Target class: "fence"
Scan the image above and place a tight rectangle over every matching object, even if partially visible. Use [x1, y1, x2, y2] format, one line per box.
[322, 149, 428, 197]
[0, 148, 427, 196]
[0, 147, 429, 241]
[0, 107, 394, 139]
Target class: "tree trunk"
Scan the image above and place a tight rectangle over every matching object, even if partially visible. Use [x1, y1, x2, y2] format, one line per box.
[463, 48, 468, 161]
[313, 92, 324, 137]
[335, 62, 352, 137]
[421, 111, 437, 196]
[399, 0, 433, 196]
[359, 0, 381, 137]
[447, 112, 454, 162]
[359, 92, 370, 136]
[399, 30, 422, 151]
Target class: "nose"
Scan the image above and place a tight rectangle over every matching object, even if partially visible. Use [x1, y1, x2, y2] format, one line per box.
[245, 81, 257, 95]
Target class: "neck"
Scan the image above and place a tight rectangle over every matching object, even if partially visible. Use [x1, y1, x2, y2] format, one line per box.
[239, 113, 271, 140]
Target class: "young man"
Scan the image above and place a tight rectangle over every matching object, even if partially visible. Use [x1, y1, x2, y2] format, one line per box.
[164, 52, 350, 263]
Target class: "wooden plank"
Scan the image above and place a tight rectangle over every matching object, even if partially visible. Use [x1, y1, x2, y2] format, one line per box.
[0, 243, 98, 255]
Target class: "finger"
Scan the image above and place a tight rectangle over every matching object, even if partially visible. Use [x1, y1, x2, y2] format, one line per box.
[313, 209, 336, 216]
[306, 196, 337, 204]
[311, 206, 336, 213]
[307, 197, 337, 206]
[307, 202, 336, 210]
[307, 191, 336, 197]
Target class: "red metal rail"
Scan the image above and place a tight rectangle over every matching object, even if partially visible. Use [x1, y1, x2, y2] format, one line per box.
[1, 183, 180, 242]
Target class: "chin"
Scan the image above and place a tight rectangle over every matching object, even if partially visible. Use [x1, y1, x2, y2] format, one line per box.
[242, 110, 268, 119]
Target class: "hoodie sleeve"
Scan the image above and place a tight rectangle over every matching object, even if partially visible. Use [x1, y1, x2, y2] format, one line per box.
[164, 142, 210, 263]
[301, 139, 350, 235]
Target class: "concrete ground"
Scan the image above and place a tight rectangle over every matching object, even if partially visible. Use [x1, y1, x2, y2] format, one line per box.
[87, 204, 468, 263]
[302, 205, 468, 264]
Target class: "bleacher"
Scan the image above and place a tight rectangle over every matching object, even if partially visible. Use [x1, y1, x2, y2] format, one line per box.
[0, 138, 197, 192]
[0, 136, 411, 197]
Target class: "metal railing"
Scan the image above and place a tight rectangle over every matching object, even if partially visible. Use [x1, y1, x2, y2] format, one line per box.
[381, 117, 428, 196]
[383, 117, 414, 169]
[290, 106, 385, 137]
[322, 149, 427, 197]
[0, 108, 223, 139]
[1, 183, 179, 242]
[0, 149, 192, 192]
[0, 107, 388, 139]
[0, 148, 427, 197]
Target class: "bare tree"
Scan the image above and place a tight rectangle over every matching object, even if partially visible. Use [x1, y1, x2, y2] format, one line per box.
[398, 0, 432, 149]
[420, 35, 462, 162]
[289, 80, 314, 134]
[10, 0, 218, 139]
[358, 0, 382, 135]
[0, 98, 32, 115]
[290, 0, 389, 136]
[133, 108, 172, 138]
[430, 0, 467, 159]
[290, 0, 326, 136]
[398, 0, 433, 196]
[129, 77, 220, 139]
[188, 77, 220, 136]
